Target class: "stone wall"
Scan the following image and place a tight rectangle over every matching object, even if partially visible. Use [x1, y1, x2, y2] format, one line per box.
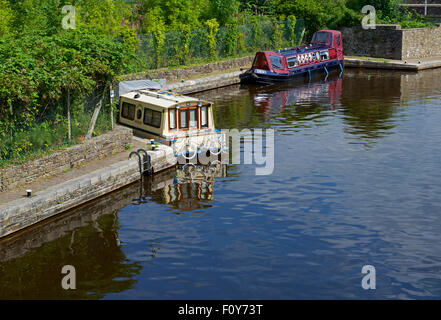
[0, 158, 140, 238]
[401, 26, 441, 59]
[0, 125, 133, 193]
[167, 71, 243, 94]
[119, 56, 253, 82]
[341, 24, 441, 60]
[0, 179, 140, 262]
[341, 25, 404, 59]
[0, 142, 176, 239]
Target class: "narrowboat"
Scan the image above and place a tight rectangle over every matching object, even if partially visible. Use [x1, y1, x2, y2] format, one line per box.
[118, 89, 227, 159]
[240, 30, 344, 85]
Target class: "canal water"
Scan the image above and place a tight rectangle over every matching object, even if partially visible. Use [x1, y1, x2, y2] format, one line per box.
[1, 68, 441, 299]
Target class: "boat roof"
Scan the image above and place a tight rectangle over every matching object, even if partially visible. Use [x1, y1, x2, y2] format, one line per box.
[120, 89, 210, 109]
[268, 44, 332, 57]
[262, 29, 340, 57]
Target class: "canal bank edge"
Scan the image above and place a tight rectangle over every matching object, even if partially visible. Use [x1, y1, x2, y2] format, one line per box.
[0, 140, 176, 239]
[0, 126, 133, 193]
[344, 56, 441, 70]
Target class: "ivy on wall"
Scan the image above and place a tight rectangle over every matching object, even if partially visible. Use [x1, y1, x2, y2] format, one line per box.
[205, 19, 220, 60]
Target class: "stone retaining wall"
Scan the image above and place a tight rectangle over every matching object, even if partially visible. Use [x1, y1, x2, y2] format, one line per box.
[0, 159, 140, 238]
[0, 143, 177, 238]
[0, 181, 140, 262]
[167, 71, 243, 94]
[119, 56, 253, 82]
[341, 24, 441, 60]
[0, 126, 133, 193]
[402, 26, 441, 58]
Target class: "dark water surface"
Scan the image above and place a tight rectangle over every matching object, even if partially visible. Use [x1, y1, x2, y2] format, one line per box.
[1, 69, 441, 299]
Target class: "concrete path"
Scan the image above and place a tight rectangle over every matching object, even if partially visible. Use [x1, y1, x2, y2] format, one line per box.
[0, 138, 149, 206]
[345, 55, 441, 71]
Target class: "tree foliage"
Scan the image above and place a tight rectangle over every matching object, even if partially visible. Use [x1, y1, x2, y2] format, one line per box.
[0, 0, 13, 36]
[0, 31, 134, 160]
[272, 0, 358, 38]
[0, 0, 432, 163]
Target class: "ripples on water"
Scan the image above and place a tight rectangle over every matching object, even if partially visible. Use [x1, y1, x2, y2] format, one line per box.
[1, 69, 441, 299]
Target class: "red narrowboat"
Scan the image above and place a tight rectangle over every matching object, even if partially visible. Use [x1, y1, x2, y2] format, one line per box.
[240, 30, 344, 85]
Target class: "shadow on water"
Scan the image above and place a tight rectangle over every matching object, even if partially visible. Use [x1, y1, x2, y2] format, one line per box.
[0, 164, 227, 299]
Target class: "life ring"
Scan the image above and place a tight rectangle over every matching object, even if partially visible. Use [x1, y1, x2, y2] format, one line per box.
[182, 142, 198, 160]
[209, 139, 222, 155]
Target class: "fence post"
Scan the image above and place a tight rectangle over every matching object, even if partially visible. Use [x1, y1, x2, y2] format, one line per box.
[67, 90, 71, 141]
[299, 28, 306, 45]
[85, 88, 105, 140]
[110, 84, 114, 130]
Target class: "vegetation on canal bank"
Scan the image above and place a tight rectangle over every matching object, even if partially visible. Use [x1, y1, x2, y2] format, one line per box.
[0, 0, 434, 167]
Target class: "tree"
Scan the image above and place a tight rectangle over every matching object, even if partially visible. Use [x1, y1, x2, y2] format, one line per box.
[271, 0, 358, 38]
[0, 0, 13, 35]
[209, 0, 240, 25]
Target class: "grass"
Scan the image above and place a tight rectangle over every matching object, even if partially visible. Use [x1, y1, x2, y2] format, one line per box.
[345, 55, 390, 63]
[0, 142, 73, 169]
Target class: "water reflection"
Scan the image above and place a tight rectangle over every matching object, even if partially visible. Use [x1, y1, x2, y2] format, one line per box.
[2, 69, 441, 299]
[141, 163, 228, 212]
[0, 184, 142, 299]
[244, 75, 342, 113]
[197, 69, 441, 146]
[0, 164, 226, 299]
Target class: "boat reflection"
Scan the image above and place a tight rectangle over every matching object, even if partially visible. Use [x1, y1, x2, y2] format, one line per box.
[0, 164, 227, 298]
[246, 75, 343, 113]
[142, 163, 227, 212]
[0, 183, 142, 299]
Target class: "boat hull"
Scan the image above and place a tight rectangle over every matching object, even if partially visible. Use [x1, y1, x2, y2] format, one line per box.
[240, 59, 344, 85]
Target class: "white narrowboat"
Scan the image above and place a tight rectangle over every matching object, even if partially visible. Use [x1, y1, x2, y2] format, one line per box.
[118, 89, 226, 159]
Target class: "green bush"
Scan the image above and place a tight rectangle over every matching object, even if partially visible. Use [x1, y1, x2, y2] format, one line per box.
[0, 31, 132, 162]
[272, 0, 359, 39]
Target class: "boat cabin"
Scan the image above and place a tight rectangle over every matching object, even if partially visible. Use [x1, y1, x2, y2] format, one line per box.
[118, 89, 216, 141]
[250, 30, 343, 73]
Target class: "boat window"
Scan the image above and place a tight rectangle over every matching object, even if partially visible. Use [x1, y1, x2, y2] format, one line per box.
[337, 35, 341, 46]
[169, 109, 176, 129]
[121, 102, 136, 120]
[189, 109, 197, 128]
[201, 106, 208, 127]
[152, 110, 162, 128]
[269, 55, 283, 69]
[144, 108, 152, 125]
[253, 53, 268, 69]
[143, 108, 162, 128]
[312, 32, 330, 44]
[180, 109, 188, 129]
[320, 51, 329, 60]
[287, 56, 298, 68]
